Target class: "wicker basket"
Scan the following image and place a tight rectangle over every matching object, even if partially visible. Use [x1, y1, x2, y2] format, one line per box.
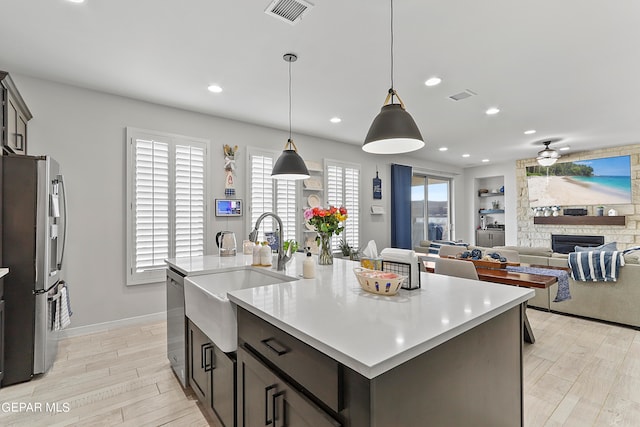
[353, 267, 407, 296]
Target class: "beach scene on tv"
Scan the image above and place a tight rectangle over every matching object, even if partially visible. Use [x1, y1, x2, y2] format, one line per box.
[527, 155, 632, 207]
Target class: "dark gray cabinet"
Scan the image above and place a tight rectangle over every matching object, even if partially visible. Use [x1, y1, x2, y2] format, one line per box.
[237, 305, 524, 427]
[0, 295, 4, 384]
[476, 229, 505, 247]
[188, 319, 236, 427]
[238, 347, 341, 427]
[0, 72, 32, 156]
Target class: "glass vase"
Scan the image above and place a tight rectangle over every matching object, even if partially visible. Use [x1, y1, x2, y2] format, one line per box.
[317, 232, 333, 265]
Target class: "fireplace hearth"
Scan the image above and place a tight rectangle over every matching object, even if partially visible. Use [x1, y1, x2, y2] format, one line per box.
[551, 234, 605, 254]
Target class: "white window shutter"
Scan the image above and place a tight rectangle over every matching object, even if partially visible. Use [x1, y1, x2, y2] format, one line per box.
[276, 178, 297, 241]
[249, 149, 298, 244]
[174, 144, 205, 259]
[250, 154, 274, 241]
[134, 139, 169, 272]
[325, 161, 360, 252]
[326, 165, 342, 207]
[344, 167, 359, 249]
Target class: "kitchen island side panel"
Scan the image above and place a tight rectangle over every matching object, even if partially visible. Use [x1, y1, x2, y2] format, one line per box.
[370, 305, 523, 427]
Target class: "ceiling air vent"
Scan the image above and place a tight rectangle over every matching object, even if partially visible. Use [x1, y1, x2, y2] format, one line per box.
[449, 89, 477, 101]
[265, 0, 314, 25]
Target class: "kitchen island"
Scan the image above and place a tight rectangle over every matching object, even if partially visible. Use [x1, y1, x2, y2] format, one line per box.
[166, 254, 533, 426]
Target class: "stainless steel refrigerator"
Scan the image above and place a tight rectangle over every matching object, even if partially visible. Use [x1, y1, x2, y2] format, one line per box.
[2, 154, 67, 386]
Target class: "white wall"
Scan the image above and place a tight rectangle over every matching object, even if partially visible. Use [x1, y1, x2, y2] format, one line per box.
[462, 162, 518, 245]
[15, 74, 463, 327]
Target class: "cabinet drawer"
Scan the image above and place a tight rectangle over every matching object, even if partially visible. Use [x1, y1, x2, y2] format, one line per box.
[238, 308, 341, 412]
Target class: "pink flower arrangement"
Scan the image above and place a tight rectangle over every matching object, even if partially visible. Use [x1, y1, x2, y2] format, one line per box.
[303, 206, 348, 236]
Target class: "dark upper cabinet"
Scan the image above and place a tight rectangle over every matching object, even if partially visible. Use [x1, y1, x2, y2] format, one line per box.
[1, 71, 32, 156]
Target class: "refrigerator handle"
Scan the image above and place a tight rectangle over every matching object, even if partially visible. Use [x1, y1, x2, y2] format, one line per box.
[58, 174, 68, 271]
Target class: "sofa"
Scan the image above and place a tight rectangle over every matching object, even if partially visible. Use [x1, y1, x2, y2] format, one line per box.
[415, 240, 640, 329]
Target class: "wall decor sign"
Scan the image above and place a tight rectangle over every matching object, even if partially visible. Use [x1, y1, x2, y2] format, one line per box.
[223, 144, 238, 196]
[373, 170, 382, 199]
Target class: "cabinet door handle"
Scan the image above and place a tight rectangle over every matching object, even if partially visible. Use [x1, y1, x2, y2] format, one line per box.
[200, 343, 213, 369]
[264, 384, 276, 425]
[204, 345, 215, 372]
[261, 338, 289, 356]
[273, 390, 286, 427]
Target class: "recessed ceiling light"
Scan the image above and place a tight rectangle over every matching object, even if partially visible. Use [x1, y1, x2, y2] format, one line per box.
[425, 77, 442, 87]
[439, 147, 448, 152]
[559, 146, 571, 151]
[485, 107, 500, 115]
[67, 0, 85, 3]
[482, 159, 490, 163]
[524, 129, 536, 135]
[330, 117, 342, 123]
[462, 154, 470, 158]
[207, 85, 223, 93]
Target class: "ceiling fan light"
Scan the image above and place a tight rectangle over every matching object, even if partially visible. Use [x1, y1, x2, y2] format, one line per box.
[536, 140, 560, 166]
[537, 147, 560, 159]
[537, 156, 558, 167]
[363, 104, 424, 154]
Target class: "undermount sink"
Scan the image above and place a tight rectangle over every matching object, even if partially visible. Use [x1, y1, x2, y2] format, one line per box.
[184, 268, 298, 352]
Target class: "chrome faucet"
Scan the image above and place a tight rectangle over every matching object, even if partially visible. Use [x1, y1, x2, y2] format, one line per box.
[249, 212, 291, 271]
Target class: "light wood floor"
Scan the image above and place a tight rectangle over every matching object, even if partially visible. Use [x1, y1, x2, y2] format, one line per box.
[0, 310, 638, 426]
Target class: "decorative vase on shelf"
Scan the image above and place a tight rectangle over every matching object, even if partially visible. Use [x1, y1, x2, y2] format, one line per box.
[317, 232, 333, 265]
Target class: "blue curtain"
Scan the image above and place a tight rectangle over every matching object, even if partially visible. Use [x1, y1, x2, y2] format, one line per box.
[391, 164, 412, 249]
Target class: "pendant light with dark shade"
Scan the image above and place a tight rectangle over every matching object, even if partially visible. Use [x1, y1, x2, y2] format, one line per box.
[363, 0, 425, 154]
[272, 53, 310, 180]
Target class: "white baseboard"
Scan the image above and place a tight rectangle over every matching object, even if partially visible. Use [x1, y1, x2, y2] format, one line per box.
[60, 311, 166, 338]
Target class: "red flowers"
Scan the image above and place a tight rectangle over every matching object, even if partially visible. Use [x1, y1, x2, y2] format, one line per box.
[304, 206, 348, 235]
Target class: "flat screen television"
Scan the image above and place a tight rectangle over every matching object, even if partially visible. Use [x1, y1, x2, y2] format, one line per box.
[526, 155, 632, 208]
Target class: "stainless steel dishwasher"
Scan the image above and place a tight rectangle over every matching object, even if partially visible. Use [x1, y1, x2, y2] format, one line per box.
[166, 268, 188, 387]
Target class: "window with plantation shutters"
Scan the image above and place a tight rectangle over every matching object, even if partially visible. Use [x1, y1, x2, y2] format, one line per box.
[325, 160, 360, 252]
[126, 128, 209, 285]
[248, 148, 297, 243]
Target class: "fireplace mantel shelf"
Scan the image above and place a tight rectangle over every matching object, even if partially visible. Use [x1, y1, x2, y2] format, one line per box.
[534, 216, 626, 226]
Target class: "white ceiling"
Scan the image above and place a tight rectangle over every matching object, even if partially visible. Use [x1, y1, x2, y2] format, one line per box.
[2, 0, 640, 167]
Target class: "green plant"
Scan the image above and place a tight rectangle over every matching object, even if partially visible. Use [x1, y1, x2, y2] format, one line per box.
[338, 238, 352, 257]
[283, 239, 299, 254]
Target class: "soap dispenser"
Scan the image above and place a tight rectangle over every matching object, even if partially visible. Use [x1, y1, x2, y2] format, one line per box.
[303, 247, 315, 279]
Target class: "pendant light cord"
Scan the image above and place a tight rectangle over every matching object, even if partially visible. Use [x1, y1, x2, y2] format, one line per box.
[288, 58, 293, 143]
[390, 0, 394, 92]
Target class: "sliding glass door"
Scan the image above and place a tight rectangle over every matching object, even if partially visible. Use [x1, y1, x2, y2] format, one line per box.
[411, 175, 452, 248]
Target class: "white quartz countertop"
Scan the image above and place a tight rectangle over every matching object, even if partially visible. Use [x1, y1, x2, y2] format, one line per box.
[166, 254, 533, 379]
[166, 254, 256, 276]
